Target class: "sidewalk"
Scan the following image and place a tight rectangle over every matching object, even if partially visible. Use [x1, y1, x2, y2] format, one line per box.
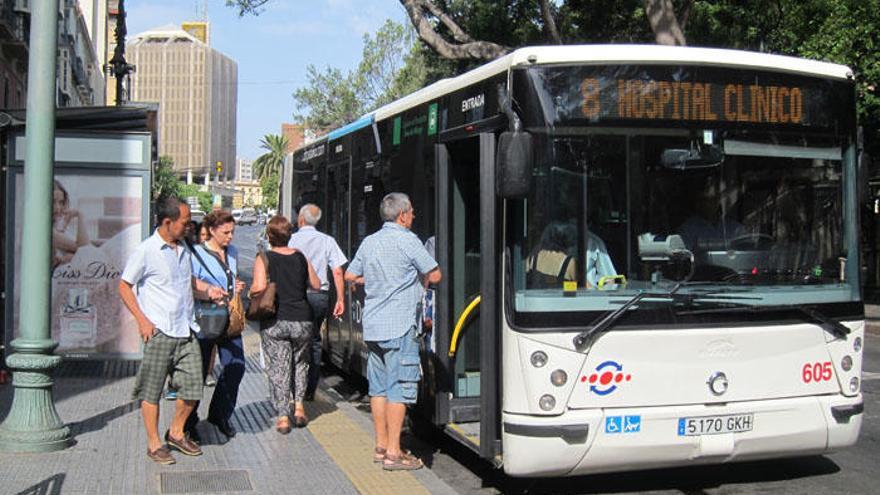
[866, 304, 880, 334]
[0, 329, 458, 495]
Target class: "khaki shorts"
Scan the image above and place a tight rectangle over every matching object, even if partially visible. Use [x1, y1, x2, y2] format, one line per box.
[132, 330, 203, 404]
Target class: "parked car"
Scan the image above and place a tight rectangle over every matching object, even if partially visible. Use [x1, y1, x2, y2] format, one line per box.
[190, 209, 206, 224]
[238, 208, 258, 225]
[231, 209, 243, 223]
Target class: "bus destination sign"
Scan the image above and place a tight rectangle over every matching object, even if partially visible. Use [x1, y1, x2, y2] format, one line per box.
[582, 78, 805, 125]
[523, 65, 851, 129]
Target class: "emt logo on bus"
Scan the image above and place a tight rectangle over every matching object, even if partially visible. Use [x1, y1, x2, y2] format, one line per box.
[580, 78, 805, 125]
[583, 360, 632, 396]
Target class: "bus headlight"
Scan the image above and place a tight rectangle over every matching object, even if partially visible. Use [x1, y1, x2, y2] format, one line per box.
[550, 369, 568, 387]
[530, 351, 548, 368]
[853, 337, 862, 352]
[841, 355, 853, 372]
[539, 394, 556, 411]
[849, 377, 860, 393]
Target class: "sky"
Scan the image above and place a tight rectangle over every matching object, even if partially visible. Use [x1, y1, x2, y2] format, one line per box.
[126, 0, 410, 161]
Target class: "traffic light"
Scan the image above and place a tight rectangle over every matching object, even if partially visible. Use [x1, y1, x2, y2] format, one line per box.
[215, 161, 222, 173]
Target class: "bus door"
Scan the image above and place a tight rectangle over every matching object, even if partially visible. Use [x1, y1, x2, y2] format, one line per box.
[436, 133, 500, 459]
[324, 158, 351, 367]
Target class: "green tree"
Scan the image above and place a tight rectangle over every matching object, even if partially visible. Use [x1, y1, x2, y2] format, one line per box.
[260, 172, 280, 210]
[179, 183, 214, 213]
[225, 0, 269, 16]
[292, 19, 428, 130]
[292, 66, 363, 130]
[252, 134, 289, 180]
[153, 155, 181, 200]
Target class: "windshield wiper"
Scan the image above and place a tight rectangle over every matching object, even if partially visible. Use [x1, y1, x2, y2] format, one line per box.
[676, 302, 850, 340]
[572, 282, 686, 352]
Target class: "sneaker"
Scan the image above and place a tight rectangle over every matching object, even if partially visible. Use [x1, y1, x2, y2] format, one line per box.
[147, 446, 176, 465]
[164, 430, 203, 456]
[165, 390, 177, 401]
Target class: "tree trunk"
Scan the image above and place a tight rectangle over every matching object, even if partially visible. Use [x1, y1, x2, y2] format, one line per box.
[399, 0, 510, 60]
[644, 0, 687, 46]
[539, 0, 563, 44]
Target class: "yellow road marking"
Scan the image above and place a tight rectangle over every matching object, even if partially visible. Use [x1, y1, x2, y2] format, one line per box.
[305, 399, 430, 495]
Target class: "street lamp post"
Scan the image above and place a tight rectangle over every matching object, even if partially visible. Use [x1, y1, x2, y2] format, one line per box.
[104, 0, 135, 106]
[0, 0, 71, 452]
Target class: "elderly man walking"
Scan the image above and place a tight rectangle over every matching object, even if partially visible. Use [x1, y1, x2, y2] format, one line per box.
[119, 196, 227, 465]
[288, 203, 346, 400]
[344, 193, 441, 471]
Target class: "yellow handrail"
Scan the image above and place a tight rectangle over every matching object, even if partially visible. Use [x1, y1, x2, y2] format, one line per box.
[598, 275, 627, 289]
[449, 295, 481, 357]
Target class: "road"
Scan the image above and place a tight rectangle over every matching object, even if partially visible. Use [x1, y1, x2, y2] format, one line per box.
[231, 224, 879, 494]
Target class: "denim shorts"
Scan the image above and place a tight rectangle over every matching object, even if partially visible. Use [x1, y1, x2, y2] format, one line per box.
[366, 326, 421, 404]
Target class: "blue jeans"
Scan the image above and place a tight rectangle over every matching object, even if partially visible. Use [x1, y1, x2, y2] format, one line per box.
[306, 291, 329, 396]
[366, 326, 421, 404]
[185, 334, 245, 430]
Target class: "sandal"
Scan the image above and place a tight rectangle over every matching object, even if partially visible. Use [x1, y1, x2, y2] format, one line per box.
[293, 415, 308, 428]
[375, 448, 410, 464]
[276, 416, 291, 435]
[383, 451, 423, 471]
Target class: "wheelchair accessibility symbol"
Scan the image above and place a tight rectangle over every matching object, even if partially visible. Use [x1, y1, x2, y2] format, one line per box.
[605, 415, 641, 434]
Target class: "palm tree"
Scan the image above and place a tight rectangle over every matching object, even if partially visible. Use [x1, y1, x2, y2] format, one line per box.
[252, 134, 289, 180]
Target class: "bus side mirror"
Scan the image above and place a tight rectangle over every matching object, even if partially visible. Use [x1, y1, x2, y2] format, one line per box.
[497, 131, 532, 198]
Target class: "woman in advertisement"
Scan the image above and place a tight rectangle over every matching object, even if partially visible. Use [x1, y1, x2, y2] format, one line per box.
[52, 179, 90, 268]
[184, 210, 246, 440]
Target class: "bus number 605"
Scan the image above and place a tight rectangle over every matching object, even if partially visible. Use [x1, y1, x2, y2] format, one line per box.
[802, 362, 833, 383]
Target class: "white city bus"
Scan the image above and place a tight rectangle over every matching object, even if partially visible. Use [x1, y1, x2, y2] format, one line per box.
[284, 45, 864, 477]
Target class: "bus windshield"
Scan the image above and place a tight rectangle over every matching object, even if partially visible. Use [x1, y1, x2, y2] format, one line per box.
[507, 66, 858, 324]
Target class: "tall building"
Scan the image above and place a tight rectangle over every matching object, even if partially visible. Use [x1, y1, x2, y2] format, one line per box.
[57, 0, 105, 107]
[1, 0, 106, 109]
[126, 23, 237, 181]
[0, 1, 28, 109]
[281, 123, 306, 153]
[236, 157, 253, 182]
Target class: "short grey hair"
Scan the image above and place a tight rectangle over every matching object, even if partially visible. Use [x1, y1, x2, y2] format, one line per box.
[298, 203, 322, 226]
[380, 192, 412, 222]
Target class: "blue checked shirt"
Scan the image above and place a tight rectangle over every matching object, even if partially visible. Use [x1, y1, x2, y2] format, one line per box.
[347, 222, 438, 342]
[288, 225, 347, 291]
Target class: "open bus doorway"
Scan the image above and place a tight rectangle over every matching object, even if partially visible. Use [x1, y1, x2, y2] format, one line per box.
[434, 133, 500, 460]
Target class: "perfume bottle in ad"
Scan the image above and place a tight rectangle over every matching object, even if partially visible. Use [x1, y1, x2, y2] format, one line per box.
[59, 288, 97, 349]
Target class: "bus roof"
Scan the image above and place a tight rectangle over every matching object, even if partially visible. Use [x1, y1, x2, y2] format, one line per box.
[306, 45, 853, 147]
[374, 45, 852, 120]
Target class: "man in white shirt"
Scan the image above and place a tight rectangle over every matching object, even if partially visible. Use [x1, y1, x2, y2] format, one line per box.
[119, 197, 226, 465]
[288, 204, 346, 399]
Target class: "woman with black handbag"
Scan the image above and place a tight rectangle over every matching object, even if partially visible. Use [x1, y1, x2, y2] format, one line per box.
[250, 215, 320, 433]
[185, 210, 247, 440]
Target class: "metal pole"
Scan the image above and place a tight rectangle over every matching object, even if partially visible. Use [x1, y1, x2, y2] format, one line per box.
[0, 0, 71, 452]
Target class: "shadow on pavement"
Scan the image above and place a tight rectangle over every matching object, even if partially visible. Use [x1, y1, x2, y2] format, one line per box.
[67, 400, 138, 438]
[14, 473, 66, 495]
[453, 448, 841, 494]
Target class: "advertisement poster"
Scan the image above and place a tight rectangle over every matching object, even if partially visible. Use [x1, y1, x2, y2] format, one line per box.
[12, 173, 144, 357]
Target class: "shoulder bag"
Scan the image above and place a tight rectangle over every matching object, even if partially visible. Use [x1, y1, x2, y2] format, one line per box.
[189, 243, 231, 340]
[246, 250, 277, 321]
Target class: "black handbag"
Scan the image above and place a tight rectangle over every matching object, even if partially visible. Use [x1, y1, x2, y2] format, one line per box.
[196, 303, 229, 340]
[189, 242, 232, 340]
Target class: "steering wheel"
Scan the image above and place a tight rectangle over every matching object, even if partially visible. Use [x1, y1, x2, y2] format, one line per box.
[727, 233, 775, 250]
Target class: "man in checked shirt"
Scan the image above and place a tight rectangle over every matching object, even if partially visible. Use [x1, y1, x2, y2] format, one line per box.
[345, 192, 441, 471]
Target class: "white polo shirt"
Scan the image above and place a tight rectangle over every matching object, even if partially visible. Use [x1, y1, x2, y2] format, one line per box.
[121, 230, 196, 338]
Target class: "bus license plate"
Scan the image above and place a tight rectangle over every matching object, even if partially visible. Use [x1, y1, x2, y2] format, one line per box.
[677, 413, 753, 436]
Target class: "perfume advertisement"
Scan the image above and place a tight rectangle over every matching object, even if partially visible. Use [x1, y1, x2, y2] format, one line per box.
[11, 173, 145, 357]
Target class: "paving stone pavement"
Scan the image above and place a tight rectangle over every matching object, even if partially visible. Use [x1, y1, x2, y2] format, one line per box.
[0, 328, 455, 495]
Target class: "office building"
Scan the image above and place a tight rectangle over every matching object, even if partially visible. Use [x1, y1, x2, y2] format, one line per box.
[126, 22, 237, 181]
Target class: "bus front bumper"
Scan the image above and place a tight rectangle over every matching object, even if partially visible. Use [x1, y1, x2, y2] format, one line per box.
[501, 394, 862, 477]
